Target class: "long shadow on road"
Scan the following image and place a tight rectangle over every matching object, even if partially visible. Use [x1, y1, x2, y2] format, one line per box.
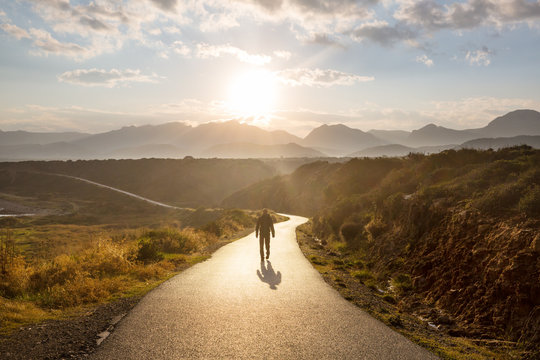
[256, 260, 282, 290]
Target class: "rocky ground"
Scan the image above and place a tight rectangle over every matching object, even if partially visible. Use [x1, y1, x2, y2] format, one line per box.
[295, 222, 537, 360]
[0, 297, 140, 360]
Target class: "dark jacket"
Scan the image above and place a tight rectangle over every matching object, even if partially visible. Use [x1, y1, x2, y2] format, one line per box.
[256, 213, 275, 238]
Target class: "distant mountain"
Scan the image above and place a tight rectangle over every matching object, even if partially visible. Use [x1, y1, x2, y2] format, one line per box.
[73, 122, 192, 154]
[472, 109, 540, 138]
[368, 129, 410, 144]
[180, 121, 302, 153]
[302, 124, 384, 155]
[407, 124, 477, 147]
[202, 142, 326, 158]
[108, 144, 185, 159]
[0, 142, 88, 160]
[0, 130, 88, 146]
[459, 135, 540, 150]
[349, 144, 455, 158]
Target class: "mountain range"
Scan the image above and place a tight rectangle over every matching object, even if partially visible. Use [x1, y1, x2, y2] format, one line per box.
[1, 109, 539, 160]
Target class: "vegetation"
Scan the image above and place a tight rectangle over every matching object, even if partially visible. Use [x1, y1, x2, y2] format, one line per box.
[0, 207, 266, 332]
[230, 146, 540, 357]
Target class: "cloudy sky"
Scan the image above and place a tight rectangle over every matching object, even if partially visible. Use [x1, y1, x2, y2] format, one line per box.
[1, 0, 539, 136]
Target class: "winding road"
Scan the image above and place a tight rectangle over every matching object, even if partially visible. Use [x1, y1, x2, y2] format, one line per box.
[92, 215, 437, 359]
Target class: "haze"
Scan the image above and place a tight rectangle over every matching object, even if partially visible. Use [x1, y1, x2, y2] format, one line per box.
[1, 0, 540, 136]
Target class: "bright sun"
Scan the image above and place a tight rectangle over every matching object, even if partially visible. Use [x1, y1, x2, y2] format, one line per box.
[227, 69, 277, 117]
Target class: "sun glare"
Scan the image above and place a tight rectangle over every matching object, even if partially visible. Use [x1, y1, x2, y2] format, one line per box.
[227, 69, 277, 117]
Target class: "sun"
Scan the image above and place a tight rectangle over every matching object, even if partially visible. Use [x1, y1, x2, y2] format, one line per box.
[227, 69, 277, 118]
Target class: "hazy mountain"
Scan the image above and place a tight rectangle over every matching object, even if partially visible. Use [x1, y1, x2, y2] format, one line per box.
[108, 144, 185, 159]
[368, 129, 410, 144]
[349, 144, 455, 158]
[459, 135, 540, 150]
[472, 109, 540, 137]
[0, 142, 88, 160]
[0, 130, 88, 146]
[302, 124, 384, 155]
[407, 124, 477, 147]
[202, 142, 326, 158]
[179, 121, 302, 153]
[73, 122, 192, 154]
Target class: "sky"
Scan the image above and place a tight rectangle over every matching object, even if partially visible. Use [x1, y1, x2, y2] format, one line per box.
[1, 0, 540, 137]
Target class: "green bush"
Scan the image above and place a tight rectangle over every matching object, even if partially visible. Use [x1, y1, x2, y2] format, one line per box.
[392, 273, 412, 293]
[474, 183, 523, 214]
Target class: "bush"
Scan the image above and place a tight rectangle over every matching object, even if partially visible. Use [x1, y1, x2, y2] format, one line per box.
[340, 222, 364, 245]
[136, 237, 163, 263]
[474, 183, 523, 214]
[519, 185, 540, 217]
[392, 273, 412, 293]
[365, 218, 387, 239]
[352, 269, 373, 283]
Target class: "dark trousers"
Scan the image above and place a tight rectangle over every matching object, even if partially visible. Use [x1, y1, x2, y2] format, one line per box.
[259, 234, 270, 259]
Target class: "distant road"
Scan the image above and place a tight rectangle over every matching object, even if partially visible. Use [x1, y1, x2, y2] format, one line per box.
[92, 215, 437, 359]
[49, 173, 192, 210]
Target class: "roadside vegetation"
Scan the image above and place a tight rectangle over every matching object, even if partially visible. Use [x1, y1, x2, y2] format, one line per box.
[226, 146, 540, 359]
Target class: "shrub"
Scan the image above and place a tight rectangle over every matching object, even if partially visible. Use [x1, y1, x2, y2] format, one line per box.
[136, 237, 163, 263]
[352, 269, 373, 283]
[474, 183, 523, 214]
[392, 273, 412, 293]
[340, 222, 364, 244]
[519, 185, 540, 217]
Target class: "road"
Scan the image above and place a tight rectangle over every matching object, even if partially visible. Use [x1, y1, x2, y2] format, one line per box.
[92, 215, 437, 359]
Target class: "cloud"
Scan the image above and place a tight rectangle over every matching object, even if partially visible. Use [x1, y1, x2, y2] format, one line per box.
[29, 28, 91, 58]
[465, 46, 492, 66]
[195, 43, 272, 65]
[351, 20, 417, 45]
[273, 50, 292, 60]
[276, 68, 374, 87]
[149, 0, 179, 12]
[1, 23, 31, 39]
[416, 54, 434, 67]
[58, 68, 161, 87]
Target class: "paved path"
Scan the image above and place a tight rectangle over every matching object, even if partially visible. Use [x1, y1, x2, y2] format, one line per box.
[92, 215, 437, 359]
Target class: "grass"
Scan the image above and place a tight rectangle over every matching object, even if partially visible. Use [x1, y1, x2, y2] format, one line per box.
[0, 207, 271, 333]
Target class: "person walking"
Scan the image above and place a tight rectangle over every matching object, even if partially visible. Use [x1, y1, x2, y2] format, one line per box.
[256, 209, 275, 261]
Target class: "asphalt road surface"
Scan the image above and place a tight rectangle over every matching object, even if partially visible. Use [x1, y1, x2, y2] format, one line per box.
[92, 215, 438, 359]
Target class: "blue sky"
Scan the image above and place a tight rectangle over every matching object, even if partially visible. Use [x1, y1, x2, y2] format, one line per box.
[1, 0, 539, 136]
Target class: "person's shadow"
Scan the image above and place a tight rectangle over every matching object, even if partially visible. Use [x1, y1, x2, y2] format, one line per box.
[257, 261, 282, 290]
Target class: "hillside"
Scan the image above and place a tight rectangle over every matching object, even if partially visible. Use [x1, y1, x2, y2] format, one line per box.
[475, 109, 540, 138]
[223, 146, 540, 349]
[460, 135, 540, 150]
[0, 158, 278, 208]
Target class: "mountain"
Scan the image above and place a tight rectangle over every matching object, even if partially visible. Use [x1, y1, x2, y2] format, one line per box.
[202, 142, 326, 158]
[108, 144, 185, 159]
[459, 135, 540, 150]
[179, 121, 302, 153]
[473, 109, 540, 137]
[368, 129, 410, 144]
[0, 142, 89, 160]
[72, 122, 192, 154]
[0, 130, 88, 146]
[302, 124, 384, 155]
[407, 124, 477, 147]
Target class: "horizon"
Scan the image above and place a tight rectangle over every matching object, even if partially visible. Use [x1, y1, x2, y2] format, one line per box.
[1, 1, 540, 137]
[1, 108, 537, 139]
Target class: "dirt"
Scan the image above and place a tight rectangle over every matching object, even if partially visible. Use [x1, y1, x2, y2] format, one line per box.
[0, 297, 140, 360]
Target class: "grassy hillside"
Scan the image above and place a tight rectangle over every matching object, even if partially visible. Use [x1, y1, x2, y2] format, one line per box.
[224, 146, 540, 355]
[0, 158, 278, 208]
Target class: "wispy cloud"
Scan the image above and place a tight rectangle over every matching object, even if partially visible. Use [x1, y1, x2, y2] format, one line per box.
[1, 23, 31, 39]
[58, 69, 161, 87]
[465, 46, 492, 66]
[195, 43, 272, 65]
[277, 68, 374, 87]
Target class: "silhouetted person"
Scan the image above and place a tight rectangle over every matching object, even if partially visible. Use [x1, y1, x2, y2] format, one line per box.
[256, 209, 275, 261]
